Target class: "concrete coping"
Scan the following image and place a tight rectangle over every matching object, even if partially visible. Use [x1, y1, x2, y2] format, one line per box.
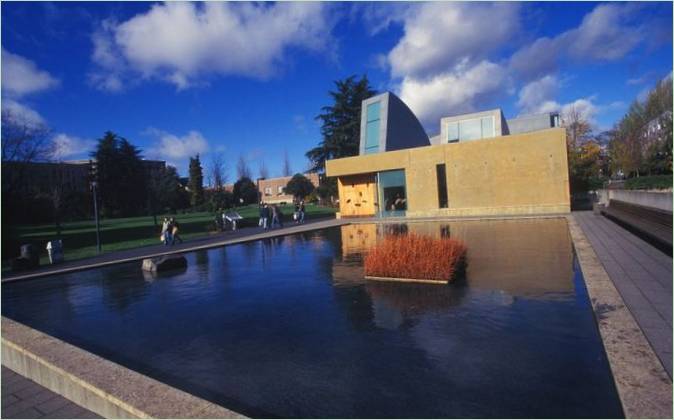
[566, 215, 672, 419]
[1, 317, 246, 419]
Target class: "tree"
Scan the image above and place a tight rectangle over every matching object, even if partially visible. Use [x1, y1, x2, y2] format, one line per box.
[92, 131, 121, 217]
[285, 173, 315, 200]
[117, 139, 146, 216]
[237, 154, 251, 179]
[188, 154, 204, 207]
[147, 165, 183, 220]
[258, 159, 269, 179]
[209, 152, 228, 190]
[233, 177, 258, 205]
[306, 75, 376, 172]
[561, 107, 598, 194]
[282, 149, 292, 177]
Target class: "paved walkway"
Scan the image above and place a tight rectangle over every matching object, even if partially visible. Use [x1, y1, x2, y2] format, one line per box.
[1, 366, 100, 419]
[3, 217, 347, 282]
[574, 211, 672, 378]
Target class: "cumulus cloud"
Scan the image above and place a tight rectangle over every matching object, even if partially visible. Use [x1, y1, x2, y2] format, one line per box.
[52, 133, 96, 160]
[1, 48, 59, 98]
[388, 2, 520, 79]
[1, 98, 46, 126]
[516, 75, 559, 115]
[399, 60, 507, 127]
[90, 2, 337, 90]
[145, 128, 209, 161]
[510, 3, 654, 79]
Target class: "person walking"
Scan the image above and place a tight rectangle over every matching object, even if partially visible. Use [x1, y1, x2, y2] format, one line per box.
[294, 201, 300, 224]
[170, 217, 183, 245]
[161, 217, 172, 245]
[262, 204, 270, 230]
[258, 202, 265, 228]
[299, 200, 306, 224]
[274, 204, 284, 228]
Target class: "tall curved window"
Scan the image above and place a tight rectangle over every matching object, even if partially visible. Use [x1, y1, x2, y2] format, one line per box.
[365, 102, 380, 154]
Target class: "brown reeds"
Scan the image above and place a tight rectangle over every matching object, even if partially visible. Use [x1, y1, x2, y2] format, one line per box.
[364, 233, 466, 282]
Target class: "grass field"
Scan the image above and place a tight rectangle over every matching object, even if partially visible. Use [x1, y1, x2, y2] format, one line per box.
[4, 204, 336, 269]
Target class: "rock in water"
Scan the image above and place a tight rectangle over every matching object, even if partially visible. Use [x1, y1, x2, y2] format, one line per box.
[142, 254, 187, 272]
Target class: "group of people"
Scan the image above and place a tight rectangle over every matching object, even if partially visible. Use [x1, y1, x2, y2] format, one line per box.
[160, 217, 183, 246]
[258, 202, 284, 230]
[257, 200, 305, 231]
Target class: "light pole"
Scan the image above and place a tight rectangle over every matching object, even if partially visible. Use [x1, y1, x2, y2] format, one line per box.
[89, 160, 102, 253]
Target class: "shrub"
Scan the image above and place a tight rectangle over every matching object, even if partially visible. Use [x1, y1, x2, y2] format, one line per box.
[364, 233, 466, 282]
[624, 175, 673, 190]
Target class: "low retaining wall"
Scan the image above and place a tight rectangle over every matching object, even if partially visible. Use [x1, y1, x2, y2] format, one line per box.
[1, 318, 245, 419]
[597, 189, 673, 212]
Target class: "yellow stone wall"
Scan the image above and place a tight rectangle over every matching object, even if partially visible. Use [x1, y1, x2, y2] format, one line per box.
[326, 128, 570, 217]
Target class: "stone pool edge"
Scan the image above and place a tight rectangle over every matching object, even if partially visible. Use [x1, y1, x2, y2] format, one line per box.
[566, 215, 672, 419]
[1, 317, 246, 419]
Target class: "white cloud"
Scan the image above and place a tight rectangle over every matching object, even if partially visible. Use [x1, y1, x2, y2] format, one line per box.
[1, 98, 46, 126]
[516, 75, 559, 115]
[510, 3, 651, 79]
[561, 98, 598, 123]
[145, 128, 209, 161]
[566, 4, 644, 61]
[388, 2, 520, 79]
[52, 133, 95, 160]
[1, 48, 59, 98]
[91, 2, 337, 90]
[399, 60, 506, 127]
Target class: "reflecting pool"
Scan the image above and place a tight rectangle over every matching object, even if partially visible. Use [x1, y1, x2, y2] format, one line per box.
[2, 218, 623, 418]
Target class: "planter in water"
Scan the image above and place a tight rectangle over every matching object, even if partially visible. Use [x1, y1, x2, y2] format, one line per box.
[364, 233, 466, 284]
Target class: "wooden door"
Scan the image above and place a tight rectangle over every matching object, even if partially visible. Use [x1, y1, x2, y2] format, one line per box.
[338, 174, 377, 217]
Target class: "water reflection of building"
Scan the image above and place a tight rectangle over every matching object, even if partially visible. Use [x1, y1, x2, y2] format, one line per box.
[334, 219, 574, 300]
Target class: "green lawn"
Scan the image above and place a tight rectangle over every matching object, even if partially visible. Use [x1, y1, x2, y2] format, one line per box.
[3, 204, 336, 269]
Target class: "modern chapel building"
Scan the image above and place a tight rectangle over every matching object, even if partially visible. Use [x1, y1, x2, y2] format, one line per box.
[325, 92, 570, 218]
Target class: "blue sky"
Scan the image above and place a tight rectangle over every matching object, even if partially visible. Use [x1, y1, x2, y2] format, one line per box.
[2, 1, 672, 180]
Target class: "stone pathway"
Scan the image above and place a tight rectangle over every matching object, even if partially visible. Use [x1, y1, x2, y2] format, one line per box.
[1, 366, 100, 419]
[574, 211, 672, 378]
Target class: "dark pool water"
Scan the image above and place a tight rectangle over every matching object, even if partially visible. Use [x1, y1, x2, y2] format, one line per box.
[2, 219, 623, 418]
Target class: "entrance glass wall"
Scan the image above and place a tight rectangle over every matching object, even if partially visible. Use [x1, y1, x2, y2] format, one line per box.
[377, 169, 407, 217]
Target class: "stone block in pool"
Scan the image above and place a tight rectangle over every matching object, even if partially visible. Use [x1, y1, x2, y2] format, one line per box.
[142, 255, 187, 272]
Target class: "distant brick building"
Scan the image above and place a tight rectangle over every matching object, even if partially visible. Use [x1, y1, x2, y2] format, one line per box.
[222, 173, 320, 203]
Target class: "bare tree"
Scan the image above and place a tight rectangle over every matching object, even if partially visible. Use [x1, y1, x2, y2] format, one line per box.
[2, 109, 54, 197]
[258, 159, 269, 179]
[1, 109, 54, 163]
[209, 152, 228, 190]
[236, 154, 251, 180]
[561, 105, 593, 150]
[282, 149, 292, 177]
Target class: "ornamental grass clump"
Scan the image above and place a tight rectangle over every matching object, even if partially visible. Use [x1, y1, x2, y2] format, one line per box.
[364, 233, 467, 283]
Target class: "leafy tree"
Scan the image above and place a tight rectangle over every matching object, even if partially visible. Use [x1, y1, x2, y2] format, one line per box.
[315, 175, 337, 205]
[118, 139, 146, 216]
[285, 173, 315, 200]
[233, 177, 258, 205]
[306, 75, 376, 172]
[188, 154, 204, 207]
[147, 165, 183, 220]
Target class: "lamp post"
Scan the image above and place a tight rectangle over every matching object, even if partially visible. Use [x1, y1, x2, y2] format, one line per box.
[89, 160, 102, 253]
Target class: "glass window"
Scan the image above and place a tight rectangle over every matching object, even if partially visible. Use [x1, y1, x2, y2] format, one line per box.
[481, 117, 494, 138]
[366, 102, 380, 122]
[277, 186, 284, 194]
[265, 187, 272, 195]
[447, 122, 459, 143]
[436, 164, 448, 208]
[365, 101, 381, 154]
[378, 170, 406, 217]
[365, 120, 380, 154]
[459, 119, 482, 141]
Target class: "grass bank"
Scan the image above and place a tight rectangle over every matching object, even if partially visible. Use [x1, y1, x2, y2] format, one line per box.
[3, 204, 336, 269]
